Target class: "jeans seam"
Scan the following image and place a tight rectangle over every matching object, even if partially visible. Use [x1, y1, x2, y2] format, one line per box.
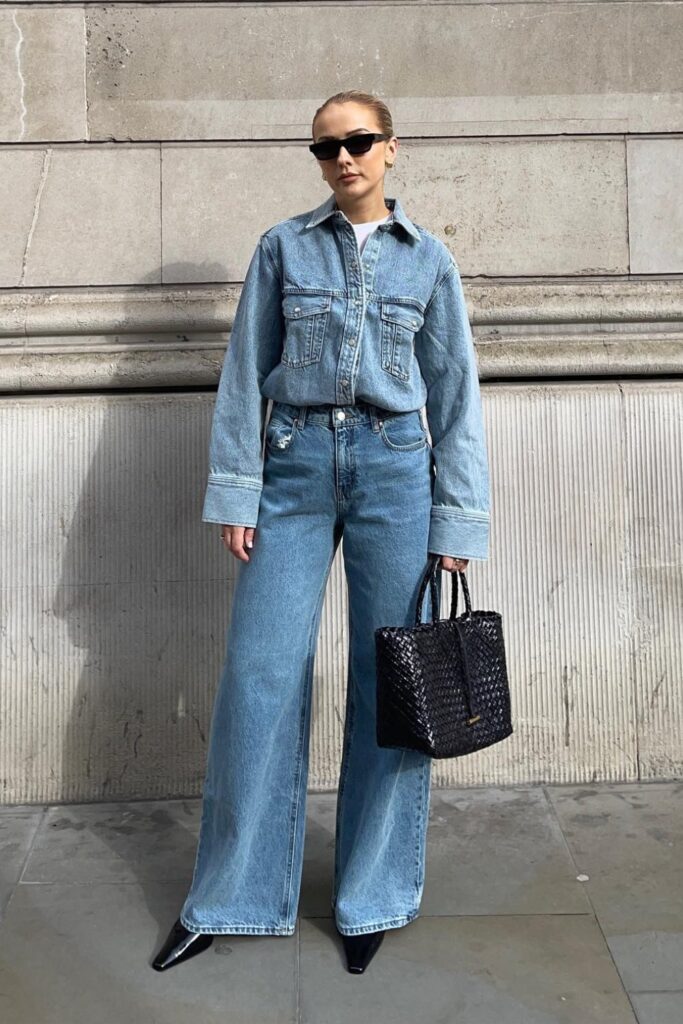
[415, 757, 431, 899]
[179, 917, 296, 936]
[332, 616, 357, 911]
[378, 419, 429, 453]
[179, 682, 223, 924]
[336, 910, 421, 936]
[280, 542, 337, 928]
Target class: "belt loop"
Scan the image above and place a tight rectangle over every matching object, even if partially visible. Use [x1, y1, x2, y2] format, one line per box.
[297, 405, 308, 429]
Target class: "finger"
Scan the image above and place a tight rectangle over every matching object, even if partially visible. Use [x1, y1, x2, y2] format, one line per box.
[244, 527, 255, 550]
[229, 527, 250, 562]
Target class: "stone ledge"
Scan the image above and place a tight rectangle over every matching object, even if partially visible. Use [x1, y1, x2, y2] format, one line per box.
[0, 279, 682, 390]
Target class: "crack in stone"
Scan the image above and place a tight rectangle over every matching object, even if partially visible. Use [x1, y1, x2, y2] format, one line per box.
[19, 149, 52, 287]
[12, 11, 27, 140]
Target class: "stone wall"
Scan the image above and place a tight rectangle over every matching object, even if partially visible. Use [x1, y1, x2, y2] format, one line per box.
[1, 2, 681, 801]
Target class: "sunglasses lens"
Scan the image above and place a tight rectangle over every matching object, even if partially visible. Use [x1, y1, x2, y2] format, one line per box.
[312, 134, 377, 160]
[345, 134, 375, 155]
[313, 142, 338, 160]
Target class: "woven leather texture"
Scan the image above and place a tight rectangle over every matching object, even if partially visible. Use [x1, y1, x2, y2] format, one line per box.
[375, 555, 513, 759]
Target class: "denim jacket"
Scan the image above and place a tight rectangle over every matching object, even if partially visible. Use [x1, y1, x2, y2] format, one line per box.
[202, 193, 491, 560]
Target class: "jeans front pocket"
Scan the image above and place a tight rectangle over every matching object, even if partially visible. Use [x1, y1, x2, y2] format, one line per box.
[379, 300, 424, 382]
[281, 293, 332, 367]
[378, 410, 429, 452]
[265, 409, 301, 454]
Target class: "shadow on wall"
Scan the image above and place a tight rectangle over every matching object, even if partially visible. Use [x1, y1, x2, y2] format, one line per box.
[50, 262, 247, 813]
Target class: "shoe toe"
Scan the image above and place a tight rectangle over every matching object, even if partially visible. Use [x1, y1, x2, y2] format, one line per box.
[152, 918, 214, 971]
[339, 928, 385, 974]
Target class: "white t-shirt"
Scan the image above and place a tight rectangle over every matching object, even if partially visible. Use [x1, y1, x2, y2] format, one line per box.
[352, 212, 392, 252]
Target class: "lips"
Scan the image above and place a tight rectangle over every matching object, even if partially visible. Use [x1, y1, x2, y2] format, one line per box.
[340, 174, 359, 181]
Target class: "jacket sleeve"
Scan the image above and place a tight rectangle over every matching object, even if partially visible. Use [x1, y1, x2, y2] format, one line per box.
[415, 255, 491, 560]
[202, 233, 284, 526]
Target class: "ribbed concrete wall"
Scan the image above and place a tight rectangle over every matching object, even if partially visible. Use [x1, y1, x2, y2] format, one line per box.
[1, 383, 681, 803]
[1, 1, 681, 801]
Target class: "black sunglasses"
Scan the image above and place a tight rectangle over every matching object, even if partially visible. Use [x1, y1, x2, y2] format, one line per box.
[309, 132, 391, 161]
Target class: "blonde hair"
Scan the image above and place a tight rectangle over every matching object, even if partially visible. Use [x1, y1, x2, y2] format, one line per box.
[311, 90, 394, 142]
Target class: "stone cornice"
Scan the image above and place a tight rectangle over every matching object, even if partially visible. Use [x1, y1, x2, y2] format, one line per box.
[1, 279, 681, 391]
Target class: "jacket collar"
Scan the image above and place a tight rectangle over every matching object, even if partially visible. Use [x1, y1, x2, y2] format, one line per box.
[304, 193, 420, 241]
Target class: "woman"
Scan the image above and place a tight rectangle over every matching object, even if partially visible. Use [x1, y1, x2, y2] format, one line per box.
[153, 90, 490, 975]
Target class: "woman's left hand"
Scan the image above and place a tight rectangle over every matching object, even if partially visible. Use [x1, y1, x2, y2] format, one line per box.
[438, 555, 469, 573]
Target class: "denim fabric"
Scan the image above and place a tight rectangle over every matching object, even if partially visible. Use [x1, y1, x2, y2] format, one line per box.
[202, 193, 491, 560]
[181, 400, 440, 935]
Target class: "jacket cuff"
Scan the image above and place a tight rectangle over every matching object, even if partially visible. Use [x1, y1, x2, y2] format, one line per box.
[428, 506, 490, 560]
[202, 474, 263, 527]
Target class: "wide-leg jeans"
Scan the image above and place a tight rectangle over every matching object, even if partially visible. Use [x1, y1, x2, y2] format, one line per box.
[180, 399, 441, 937]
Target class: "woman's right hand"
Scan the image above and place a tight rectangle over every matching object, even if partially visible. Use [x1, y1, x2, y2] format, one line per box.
[220, 525, 256, 562]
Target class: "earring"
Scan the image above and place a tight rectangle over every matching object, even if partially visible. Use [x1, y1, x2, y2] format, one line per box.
[385, 161, 394, 169]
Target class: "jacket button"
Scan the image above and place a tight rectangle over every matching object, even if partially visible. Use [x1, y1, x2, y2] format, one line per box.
[412, 320, 418, 327]
[294, 306, 301, 313]
[337, 411, 345, 420]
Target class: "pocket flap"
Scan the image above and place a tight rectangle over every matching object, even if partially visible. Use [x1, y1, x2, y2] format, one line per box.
[283, 294, 332, 319]
[380, 301, 424, 331]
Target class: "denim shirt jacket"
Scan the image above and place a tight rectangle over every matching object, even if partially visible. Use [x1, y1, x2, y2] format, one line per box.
[202, 193, 491, 561]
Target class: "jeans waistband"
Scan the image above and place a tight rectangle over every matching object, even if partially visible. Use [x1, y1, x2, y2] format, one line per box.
[272, 399, 418, 429]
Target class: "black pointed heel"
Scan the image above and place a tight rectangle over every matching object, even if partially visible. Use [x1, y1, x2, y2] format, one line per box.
[152, 917, 214, 971]
[338, 927, 386, 974]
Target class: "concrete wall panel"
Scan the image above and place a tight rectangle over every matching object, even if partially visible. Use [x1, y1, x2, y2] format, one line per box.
[2, 4, 682, 142]
[161, 137, 628, 280]
[628, 139, 683, 274]
[1, 8, 86, 142]
[0, 138, 628, 287]
[1, 384, 680, 803]
[0, 146, 160, 287]
[81, 2, 683, 140]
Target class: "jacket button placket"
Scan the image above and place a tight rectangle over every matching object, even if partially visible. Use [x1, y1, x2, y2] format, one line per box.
[337, 218, 366, 406]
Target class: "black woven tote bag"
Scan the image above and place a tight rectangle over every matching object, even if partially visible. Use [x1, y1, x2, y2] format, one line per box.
[375, 553, 513, 758]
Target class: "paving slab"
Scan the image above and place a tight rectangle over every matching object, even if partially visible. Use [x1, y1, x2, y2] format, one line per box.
[21, 799, 200, 884]
[0, 880, 298, 1024]
[0, 806, 44, 913]
[420, 787, 591, 915]
[631, 991, 683, 1024]
[299, 791, 337, 918]
[3, 783, 679, 1022]
[300, 787, 591, 919]
[547, 782, 683, 992]
[299, 914, 637, 1024]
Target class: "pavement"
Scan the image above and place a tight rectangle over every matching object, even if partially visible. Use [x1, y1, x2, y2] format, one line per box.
[1, 781, 681, 1023]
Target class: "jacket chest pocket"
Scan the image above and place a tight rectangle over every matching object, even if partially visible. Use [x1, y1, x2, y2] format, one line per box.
[281, 294, 332, 367]
[379, 301, 424, 381]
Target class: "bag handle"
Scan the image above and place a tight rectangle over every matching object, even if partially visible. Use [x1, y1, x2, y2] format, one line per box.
[415, 555, 479, 725]
[415, 554, 473, 626]
[415, 554, 441, 625]
[450, 564, 473, 620]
